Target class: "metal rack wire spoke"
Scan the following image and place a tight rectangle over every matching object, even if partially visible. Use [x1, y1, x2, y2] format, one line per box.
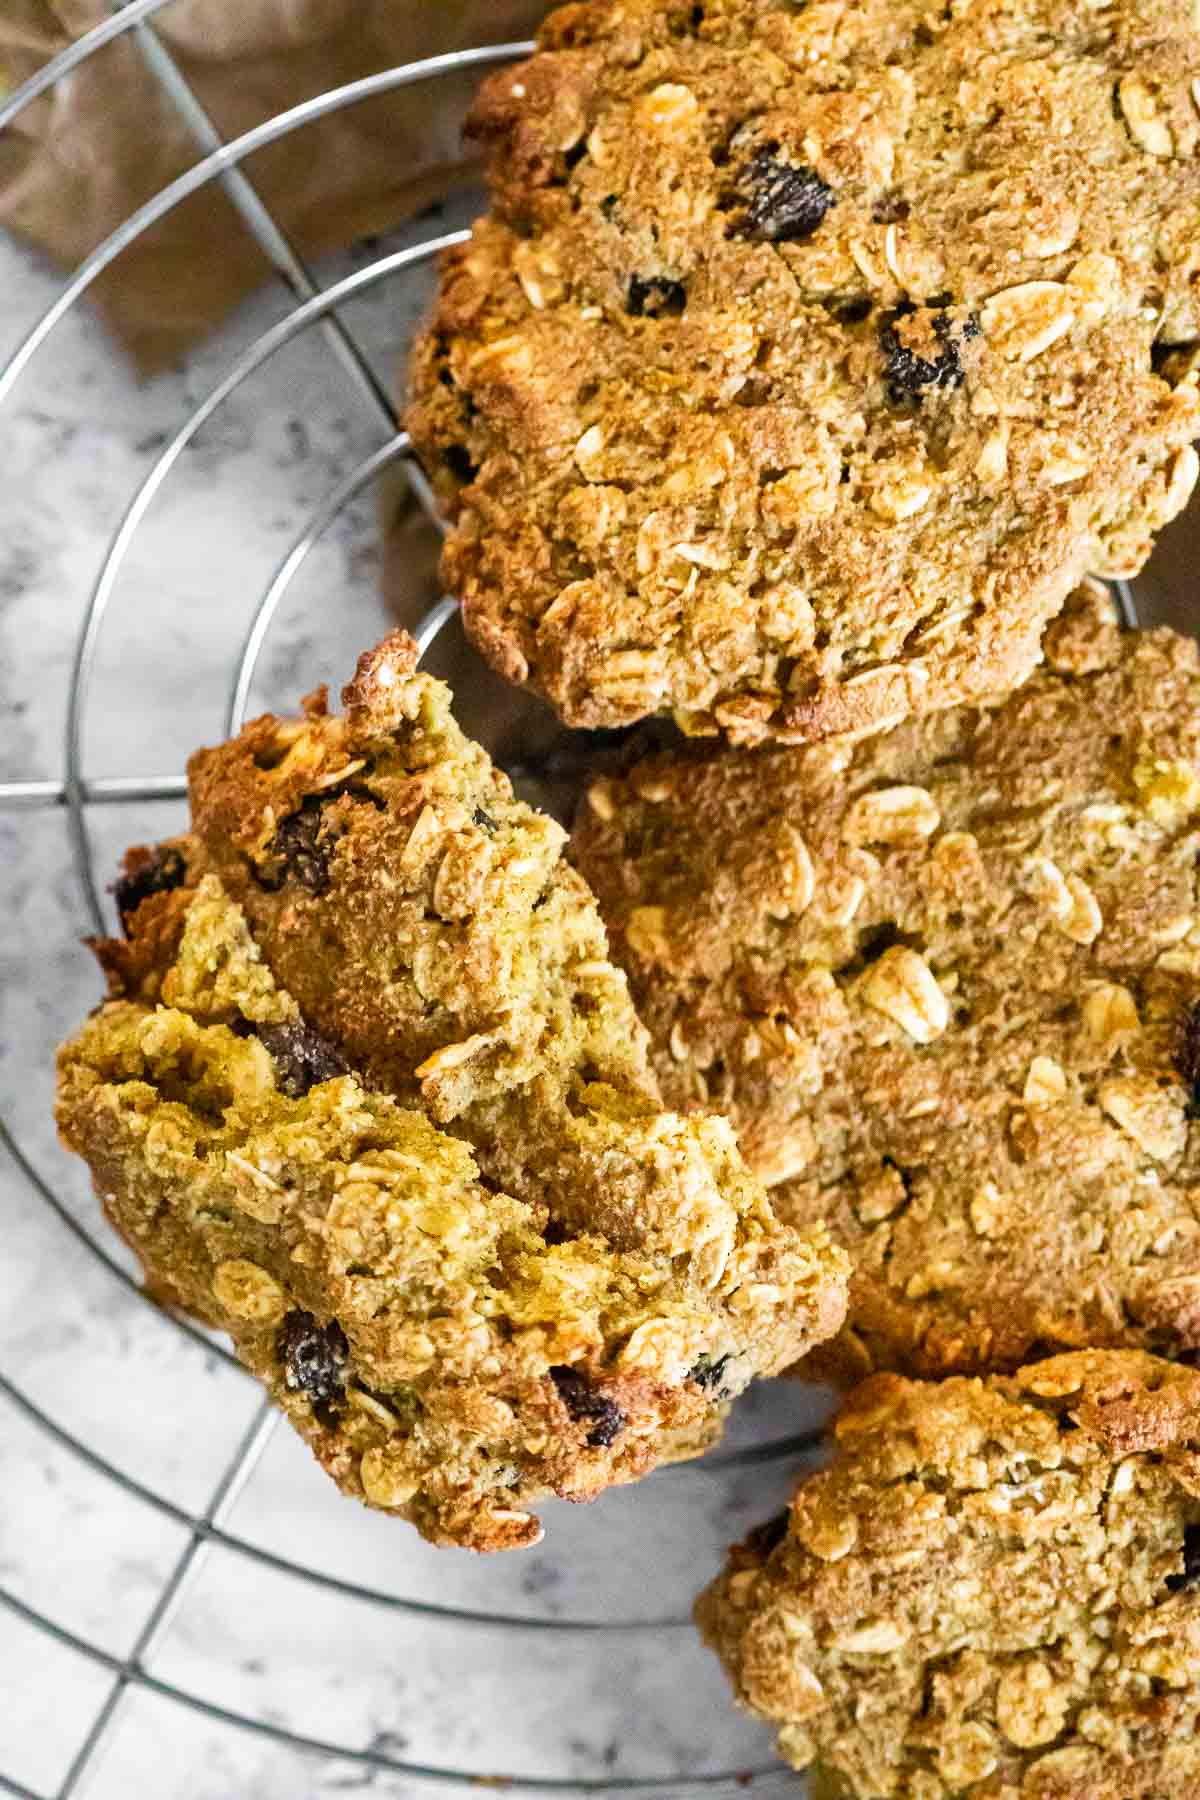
[0, 44, 534, 411]
[52, 1401, 279, 1800]
[0, 776, 191, 808]
[0, 1371, 744, 1634]
[0, 1772, 42, 1800]
[227, 435, 419, 735]
[0, 1579, 786, 1797]
[62, 232, 468, 933]
[0, 0, 178, 132]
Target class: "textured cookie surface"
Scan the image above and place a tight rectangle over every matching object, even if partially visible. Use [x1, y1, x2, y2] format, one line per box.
[574, 612, 1200, 1378]
[56, 634, 847, 1550]
[697, 1352, 1200, 1799]
[407, 0, 1200, 743]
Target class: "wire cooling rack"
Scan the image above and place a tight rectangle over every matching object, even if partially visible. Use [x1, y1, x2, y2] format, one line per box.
[0, 8, 851, 1797]
[0, 8, 1164, 1794]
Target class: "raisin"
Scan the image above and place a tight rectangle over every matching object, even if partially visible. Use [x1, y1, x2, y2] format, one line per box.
[627, 275, 687, 318]
[829, 296, 873, 325]
[549, 1365, 627, 1448]
[872, 193, 910, 225]
[689, 1353, 734, 1395]
[1175, 1003, 1200, 1109]
[745, 1510, 791, 1558]
[1168, 1522, 1200, 1591]
[260, 796, 332, 896]
[114, 846, 186, 935]
[854, 920, 903, 968]
[258, 1022, 350, 1098]
[443, 443, 479, 483]
[880, 304, 979, 402]
[473, 805, 499, 835]
[881, 335, 957, 396]
[727, 149, 835, 244]
[279, 1310, 348, 1406]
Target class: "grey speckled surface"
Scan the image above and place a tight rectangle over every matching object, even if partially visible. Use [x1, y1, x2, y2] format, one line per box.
[0, 186, 829, 1800]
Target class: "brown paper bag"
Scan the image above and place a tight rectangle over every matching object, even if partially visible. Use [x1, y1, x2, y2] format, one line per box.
[0, 1, 547, 371]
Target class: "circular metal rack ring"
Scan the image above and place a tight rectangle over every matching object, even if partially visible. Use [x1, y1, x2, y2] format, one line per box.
[0, 12, 839, 1800]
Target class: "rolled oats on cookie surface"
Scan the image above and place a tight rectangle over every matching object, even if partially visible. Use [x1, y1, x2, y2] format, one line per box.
[698, 1350, 1200, 1799]
[408, 0, 1200, 745]
[575, 612, 1200, 1380]
[56, 634, 847, 1550]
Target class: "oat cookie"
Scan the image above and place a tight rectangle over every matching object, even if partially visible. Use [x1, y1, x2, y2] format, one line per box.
[698, 1352, 1200, 1800]
[574, 612, 1200, 1378]
[56, 634, 847, 1549]
[407, 0, 1200, 745]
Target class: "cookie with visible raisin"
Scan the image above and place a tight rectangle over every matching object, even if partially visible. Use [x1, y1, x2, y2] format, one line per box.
[55, 634, 847, 1550]
[113, 844, 188, 930]
[574, 613, 1200, 1379]
[407, 0, 1200, 746]
[698, 1351, 1200, 1800]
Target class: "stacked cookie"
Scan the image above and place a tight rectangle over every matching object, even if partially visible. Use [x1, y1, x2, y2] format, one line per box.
[408, 0, 1200, 744]
[55, 0, 1200, 1793]
[697, 1353, 1200, 1799]
[405, 0, 1200, 1791]
[572, 601, 1200, 1384]
[575, 607, 1200, 1795]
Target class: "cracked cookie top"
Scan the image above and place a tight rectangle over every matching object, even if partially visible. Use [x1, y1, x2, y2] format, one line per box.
[574, 612, 1200, 1378]
[698, 1350, 1200, 1800]
[56, 634, 848, 1549]
[408, 0, 1200, 744]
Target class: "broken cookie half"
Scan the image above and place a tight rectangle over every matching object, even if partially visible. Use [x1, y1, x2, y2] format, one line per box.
[56, 633, 847, 1550]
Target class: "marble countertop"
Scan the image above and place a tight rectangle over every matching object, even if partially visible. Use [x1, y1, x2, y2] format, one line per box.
[0, 196, 828, 1800]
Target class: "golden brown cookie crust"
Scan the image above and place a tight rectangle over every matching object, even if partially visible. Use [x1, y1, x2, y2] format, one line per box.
[697, 1351, 1200, 1799]
[574, 613, 1200, 1378]
[407, 0, 1200, 744]
[56, 635, 848, 1549]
